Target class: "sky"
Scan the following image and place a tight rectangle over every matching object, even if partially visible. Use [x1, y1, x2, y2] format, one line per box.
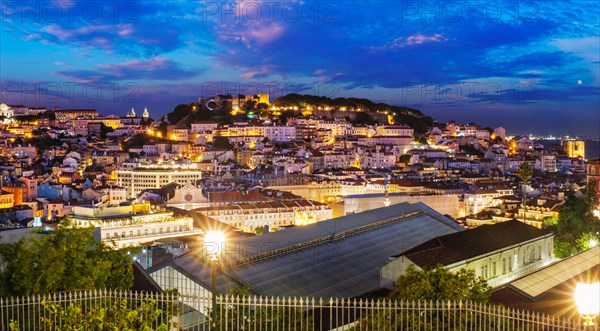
[1, 0, 599, 136]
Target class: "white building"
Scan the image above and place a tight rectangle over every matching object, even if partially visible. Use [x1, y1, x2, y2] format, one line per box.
[361, 151, 397, 169]
[264, 126, 296, 142]
[195, 200, 332, 232]
[191, 121, 219, 133]
[380, 220, 555, 289]
[116, 163, 203, 198]
[68, 202, 201, 248]
[167, 182, 210, 210]
[0, 103, 14, 118]
[376, 125, 414, 137]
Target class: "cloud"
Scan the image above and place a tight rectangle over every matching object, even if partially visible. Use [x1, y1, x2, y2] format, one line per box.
[3, 1, 203, 57]
[2, 0, 599, 135]
[390, 34, 448, 47]
[55, 57, 199, 83]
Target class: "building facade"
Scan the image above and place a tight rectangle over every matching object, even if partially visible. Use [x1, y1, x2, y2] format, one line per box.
[68, 202, 201, 248]
[116, 164, 203, 198]
[563, 140, 585, 159]
[194, 200, 332, 232]
[380, 221, 555, 289]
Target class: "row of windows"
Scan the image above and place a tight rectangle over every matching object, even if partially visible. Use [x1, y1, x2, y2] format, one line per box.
[480, 245, 546, 279]
[232, 220, 292, 228]
[481, 256, 514, 279]
[219, 214, 295, 222]
[104, 225, 191, 239]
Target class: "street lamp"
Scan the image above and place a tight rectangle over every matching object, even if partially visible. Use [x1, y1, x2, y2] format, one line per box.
[204, 231, 225, 328]
[575, 282, 600, 327]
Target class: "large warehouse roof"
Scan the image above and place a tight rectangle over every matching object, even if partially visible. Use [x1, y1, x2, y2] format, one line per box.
[173, 202, 463, 298]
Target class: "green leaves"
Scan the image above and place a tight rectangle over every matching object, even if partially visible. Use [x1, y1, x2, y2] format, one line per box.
[515, 162, 533, 184]
[0, 228, 134, 297]
[391, 265, 491, 303]
[551, 189, 600, 258]
[39, 298, 170, 331]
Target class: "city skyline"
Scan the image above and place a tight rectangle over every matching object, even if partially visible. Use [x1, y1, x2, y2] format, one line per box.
[1, 1, 599, 135]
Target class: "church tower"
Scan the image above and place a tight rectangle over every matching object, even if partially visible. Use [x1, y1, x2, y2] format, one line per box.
[127, 107, 136, 117]
[142, 107, 149, 119]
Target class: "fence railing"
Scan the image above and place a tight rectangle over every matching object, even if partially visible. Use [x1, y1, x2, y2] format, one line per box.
[0, 289, 589, 330]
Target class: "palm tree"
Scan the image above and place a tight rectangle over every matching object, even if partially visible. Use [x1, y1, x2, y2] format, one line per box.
[516, 162, 533, 217]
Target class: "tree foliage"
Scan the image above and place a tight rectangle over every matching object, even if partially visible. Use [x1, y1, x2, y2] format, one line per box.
[547, 187, 600, 257]
[390, 265, 491, 303]
[40, 298, 171, 331]
[515, 162, 533, 184]
[515, 162, 533, 206]
[0, 228, 134, 296]
[353, 266, 493, 330]
[211, 285, 312, 330]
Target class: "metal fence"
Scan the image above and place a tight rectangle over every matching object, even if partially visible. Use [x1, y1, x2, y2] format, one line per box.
[0, 290, 590, 330]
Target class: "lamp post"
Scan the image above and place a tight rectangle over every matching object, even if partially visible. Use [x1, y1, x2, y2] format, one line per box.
[204, 231, 225, 329]
[575, 282, 600, 327]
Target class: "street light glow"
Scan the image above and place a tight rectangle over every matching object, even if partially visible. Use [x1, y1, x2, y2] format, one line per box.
[575, 282, 600, 326]
[204, 231, 225, 257]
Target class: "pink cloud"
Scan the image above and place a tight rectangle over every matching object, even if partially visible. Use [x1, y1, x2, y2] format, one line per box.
[392, 34, 447, 47]
[240, 66, 272, 79]
[42, 24, 114, 41]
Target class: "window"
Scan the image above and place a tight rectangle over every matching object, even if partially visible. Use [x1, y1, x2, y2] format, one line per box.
[481, 265, 488, 279]
[510, 255, 515, 271]
[491, 262, 497, 277]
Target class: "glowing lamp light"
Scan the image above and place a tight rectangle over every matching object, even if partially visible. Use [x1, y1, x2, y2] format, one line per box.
[590, 239, 598, 248]
[204, 231, 225, 258]
[575, 282, 600, 326]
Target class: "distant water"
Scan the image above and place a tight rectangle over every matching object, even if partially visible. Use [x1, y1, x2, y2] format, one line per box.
[535, 140, 600, 160]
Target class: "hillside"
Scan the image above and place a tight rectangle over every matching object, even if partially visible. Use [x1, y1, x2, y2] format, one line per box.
[160, 94, 434, 134]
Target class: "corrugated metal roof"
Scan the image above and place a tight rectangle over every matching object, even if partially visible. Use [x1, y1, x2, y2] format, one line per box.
[509, 246, 600, 298]
[174, 202, 463, 298]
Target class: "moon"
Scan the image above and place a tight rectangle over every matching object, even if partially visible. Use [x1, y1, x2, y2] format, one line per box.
[578, 80, 582, 85]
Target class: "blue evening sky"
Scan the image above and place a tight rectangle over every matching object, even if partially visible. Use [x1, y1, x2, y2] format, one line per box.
[1, 0, 599, 135]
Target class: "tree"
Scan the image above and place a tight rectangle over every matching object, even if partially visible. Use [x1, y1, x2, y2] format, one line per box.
[353, 111, 373, 125]
[213, 285, 311, 330]
[390, 265, 491, 302]
[242, 100, 257, 111]
[99, 123, 114, 139]
[399, 154, 411, 163]
[0, 227, 134, 296]
[515, 162, 533, 207]
[9, 292, 179, 331]
[213, 136, 233, 150]
[353, 265, 492, 330]
[254, 226, 265, 235]
[547, 187, 600, 258]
